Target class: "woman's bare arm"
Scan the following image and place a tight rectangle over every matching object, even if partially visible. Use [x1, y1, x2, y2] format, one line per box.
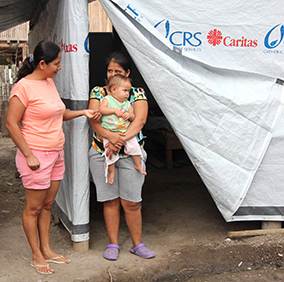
[63, 109, 99, 121]
[124, 100, 148, 140]
[6, 96, 40, 170]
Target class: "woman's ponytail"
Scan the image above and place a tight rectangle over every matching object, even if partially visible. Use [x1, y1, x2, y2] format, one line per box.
[15, 56, 35, 83]
[15, 40, 60, 83]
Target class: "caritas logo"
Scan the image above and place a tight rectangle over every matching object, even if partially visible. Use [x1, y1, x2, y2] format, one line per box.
[207, 29, 258, 47]
[61, 39, 78, 53]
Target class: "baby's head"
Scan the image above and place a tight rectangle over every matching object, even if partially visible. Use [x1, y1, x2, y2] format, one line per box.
[108, 74, 132, 102]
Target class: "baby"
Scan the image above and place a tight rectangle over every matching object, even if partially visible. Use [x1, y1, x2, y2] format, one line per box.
[99, 74, 147, 184]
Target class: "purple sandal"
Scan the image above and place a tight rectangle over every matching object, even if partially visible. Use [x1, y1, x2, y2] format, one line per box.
[103, 244, 120, 260]
[130, 243, 155, 259]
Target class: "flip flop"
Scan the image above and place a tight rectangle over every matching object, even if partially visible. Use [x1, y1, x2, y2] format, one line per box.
[30, 263, 54, 275]
[103, 244, 120, 260]
[130, 243, 155, 259]
[46, 255, 71, 264]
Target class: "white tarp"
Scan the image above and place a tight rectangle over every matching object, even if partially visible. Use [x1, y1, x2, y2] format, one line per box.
[30, 0, 90, 241]
[99, 0, 284, 221]
[53, 0, 90, 242]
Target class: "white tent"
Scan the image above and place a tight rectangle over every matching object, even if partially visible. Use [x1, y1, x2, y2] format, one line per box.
[98, 0, 284, 223]
[2, 0, 284, 244]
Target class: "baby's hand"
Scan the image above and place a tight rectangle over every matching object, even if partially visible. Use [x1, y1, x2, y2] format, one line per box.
[122, 112, 130, 121]
[114, 109, 123, 117]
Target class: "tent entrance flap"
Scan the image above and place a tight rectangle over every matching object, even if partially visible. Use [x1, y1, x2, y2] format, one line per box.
[100, 0, 284, 221]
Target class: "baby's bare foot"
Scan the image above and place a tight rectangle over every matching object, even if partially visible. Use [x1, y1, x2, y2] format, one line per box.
[134, 164, 147, 175]
[107, 171, 115, 184]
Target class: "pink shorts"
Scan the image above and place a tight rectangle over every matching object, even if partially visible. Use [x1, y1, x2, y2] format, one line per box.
[16, 149, 65, 190]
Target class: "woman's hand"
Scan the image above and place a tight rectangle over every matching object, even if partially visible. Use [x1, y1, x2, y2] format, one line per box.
[84, 109, 101, 120]
[104, 142, 119, 158]
[26, 153, 40, 171]
[107, 132, 126, 148]
[64, 109, 101, 121]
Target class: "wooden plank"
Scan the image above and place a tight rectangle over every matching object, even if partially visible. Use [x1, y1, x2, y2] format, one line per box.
[144, 129, 183, 169]
[166, 135, 183, 149]
[88, 1, 112, 32]
[0, 42, 27, 48]
[262, 221, 282, 229]
[144, 129, 167, 146]
[1, 100, 10, 137]
[228, 228, 284, 238]
[0, 22, 29, 40]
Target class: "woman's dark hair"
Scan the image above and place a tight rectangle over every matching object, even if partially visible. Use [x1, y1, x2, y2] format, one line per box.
[16, 40, 60, 82]
[106, 51, 131, 73]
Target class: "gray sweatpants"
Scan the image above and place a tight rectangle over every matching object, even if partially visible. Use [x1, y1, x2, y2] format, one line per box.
[89, 146, 147, 202]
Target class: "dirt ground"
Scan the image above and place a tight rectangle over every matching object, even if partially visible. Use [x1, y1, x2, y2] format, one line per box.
[1, 136, 284, 282]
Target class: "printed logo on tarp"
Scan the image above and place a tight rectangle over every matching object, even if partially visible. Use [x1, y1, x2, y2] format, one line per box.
[263, 24, 284, 54]
[84, 35, 89, 54]
[207, 29, 258, 48]
[61, 39, 78, 53]
[124, 4, 143, 22]
[154, 19, 202, 51]
[207, 29, 222, 46]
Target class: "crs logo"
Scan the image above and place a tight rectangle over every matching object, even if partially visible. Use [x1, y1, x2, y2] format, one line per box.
[264, 24, 284, 49]
[154, 19, 202, 47]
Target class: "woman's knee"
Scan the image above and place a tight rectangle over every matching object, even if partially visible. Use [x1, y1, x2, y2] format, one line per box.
[42, 199, 54, 211]
[104, 198, 120, 209]
[24, 204, 43, 217]
[121, 199, 141, 212]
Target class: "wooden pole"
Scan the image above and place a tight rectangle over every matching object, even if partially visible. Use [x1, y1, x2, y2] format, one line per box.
[73, 240, 89, 252]
[228, 228, 284, 238]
